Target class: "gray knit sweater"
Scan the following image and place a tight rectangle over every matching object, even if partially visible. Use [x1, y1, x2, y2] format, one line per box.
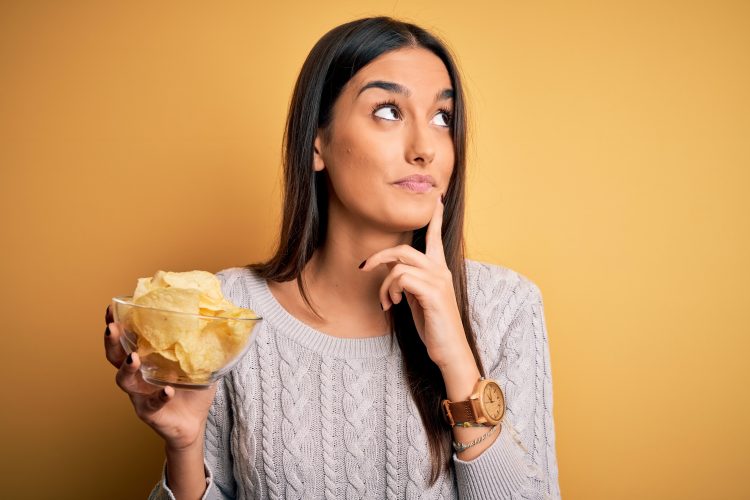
[148, 259, 561, 499]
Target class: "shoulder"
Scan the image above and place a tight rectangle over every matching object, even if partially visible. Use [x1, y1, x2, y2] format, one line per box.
[463, 258, 545, 369]
[214, 266, 259, 309]
[215, 266, 249, 292]
[463, 258, 543, 317]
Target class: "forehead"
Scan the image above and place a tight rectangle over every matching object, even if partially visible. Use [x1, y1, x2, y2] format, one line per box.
[345, 47, 452, 96]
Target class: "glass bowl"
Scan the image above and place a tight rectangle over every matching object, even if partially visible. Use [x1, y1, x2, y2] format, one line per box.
[111, 295, 262, 389]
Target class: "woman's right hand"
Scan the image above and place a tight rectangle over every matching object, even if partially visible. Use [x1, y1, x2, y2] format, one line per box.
[104, 305, 217, 452]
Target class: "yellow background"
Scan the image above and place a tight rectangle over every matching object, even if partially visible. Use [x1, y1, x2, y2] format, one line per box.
[1, 1, 748, 498]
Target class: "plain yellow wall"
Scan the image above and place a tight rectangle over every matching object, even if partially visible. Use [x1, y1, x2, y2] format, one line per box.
[1, 1, 748, 498]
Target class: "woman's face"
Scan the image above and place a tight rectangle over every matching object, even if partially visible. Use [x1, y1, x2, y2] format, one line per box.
[314, 47, 455, 233]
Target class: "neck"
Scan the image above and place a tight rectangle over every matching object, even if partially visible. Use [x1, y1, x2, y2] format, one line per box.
[301, 203, 413, 320]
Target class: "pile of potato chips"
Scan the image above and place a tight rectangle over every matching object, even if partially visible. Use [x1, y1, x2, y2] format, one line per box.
[126, 270, 258, 381]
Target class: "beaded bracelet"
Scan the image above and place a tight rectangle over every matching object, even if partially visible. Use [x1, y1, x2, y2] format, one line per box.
[453, 421, 491, 428]
[452, 423, 500, 453]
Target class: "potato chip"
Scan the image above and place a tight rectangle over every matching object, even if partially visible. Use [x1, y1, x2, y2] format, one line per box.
[129, 270, 258, 381]
[199, 318, 252, 359]
[175, 331, 225, 376]
[137, 335, 178, 362]
[132, 288, 202, 350]
[133, 277, 152, 301]
[160, 271, 224, 302]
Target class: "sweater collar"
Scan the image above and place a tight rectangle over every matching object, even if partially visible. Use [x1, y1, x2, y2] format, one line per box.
[241, 267, 396, 359]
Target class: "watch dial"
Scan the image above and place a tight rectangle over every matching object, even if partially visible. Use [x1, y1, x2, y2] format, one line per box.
[483, 383, 504, 420]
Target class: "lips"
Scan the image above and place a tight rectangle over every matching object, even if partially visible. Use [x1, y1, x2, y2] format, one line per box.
[393, 174, 436, 194]
[393, 174, 436, 186]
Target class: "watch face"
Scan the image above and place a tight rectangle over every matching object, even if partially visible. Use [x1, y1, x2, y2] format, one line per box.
[482, 382, 505, 420]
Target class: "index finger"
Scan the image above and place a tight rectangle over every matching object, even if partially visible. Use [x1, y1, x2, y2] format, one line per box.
[425, 193, 446, 261]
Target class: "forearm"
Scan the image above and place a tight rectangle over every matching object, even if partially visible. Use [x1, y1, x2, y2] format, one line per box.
[165, 438, 208, 500]
[440, 350, 501, 462]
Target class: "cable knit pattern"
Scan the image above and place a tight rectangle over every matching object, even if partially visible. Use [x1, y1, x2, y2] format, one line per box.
[504, 286, 553, 500]
[319, 357, 340, 500]
[277, 334, 315, 499]
[204, 378, 235, 498]
[384, 353, 399, 500]
[406, 398, 450, 500]
[221, 270, 261, 499]
[229, 354, 255, 500]
[342, 357, 380, 499]
[405, 409, 429, 499]
[257, 327, 281, 500]
[148, 259, 561, 500]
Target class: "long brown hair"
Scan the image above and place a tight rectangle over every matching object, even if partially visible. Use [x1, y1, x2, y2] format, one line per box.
[247, 16, 485, 483]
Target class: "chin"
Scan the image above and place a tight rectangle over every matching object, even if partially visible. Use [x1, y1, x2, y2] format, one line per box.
[382, 213, 431, 233]
[362, 194, 435, 231]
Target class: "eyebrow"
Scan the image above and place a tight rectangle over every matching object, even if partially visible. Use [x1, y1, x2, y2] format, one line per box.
[356, 80, 454, 102]
[434, 88, 454, 102]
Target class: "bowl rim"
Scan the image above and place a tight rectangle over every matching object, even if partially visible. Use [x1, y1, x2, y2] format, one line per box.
[112, 295, 263, 321]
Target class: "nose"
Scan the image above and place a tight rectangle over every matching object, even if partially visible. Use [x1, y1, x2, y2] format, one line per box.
[405, 120, 435, 166]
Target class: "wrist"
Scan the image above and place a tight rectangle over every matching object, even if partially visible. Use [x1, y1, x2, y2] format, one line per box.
[435, 339, 476, 372]
[165, 432, 205, 457]
[165, 436, 207, 498]
[440, 350, 481, 402]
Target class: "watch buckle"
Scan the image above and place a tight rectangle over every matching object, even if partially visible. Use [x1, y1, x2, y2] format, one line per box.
[442, 399, 455, 427]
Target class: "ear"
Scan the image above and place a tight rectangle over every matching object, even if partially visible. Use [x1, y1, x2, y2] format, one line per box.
[313, 130, 325, 172]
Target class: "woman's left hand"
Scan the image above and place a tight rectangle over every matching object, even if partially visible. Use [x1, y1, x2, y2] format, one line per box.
[359, 194, 472, 370]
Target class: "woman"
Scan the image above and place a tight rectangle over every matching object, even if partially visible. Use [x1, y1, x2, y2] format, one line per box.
[104, 16, 561, 499]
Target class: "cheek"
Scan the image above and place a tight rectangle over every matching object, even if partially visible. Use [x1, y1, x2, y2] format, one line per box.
[437, 138, 455, 180]
[326, 131, 398, 192]
[323, 127, 454, 230]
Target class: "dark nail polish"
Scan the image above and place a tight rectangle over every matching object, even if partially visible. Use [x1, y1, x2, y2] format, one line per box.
[126, 353, 133, 365]
[358, 260, 366, 269]
[105, 325, 111, 337]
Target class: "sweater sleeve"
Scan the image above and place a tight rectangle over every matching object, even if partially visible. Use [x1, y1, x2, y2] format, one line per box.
[453, 267, 561, 499]
[146, 269, 241, 499]
[147, 366, 237, 499]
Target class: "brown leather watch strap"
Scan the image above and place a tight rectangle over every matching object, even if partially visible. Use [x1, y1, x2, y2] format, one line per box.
[447, 400, 476, 424]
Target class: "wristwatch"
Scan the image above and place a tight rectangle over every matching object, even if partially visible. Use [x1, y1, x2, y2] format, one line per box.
[442, 377, 505, 427]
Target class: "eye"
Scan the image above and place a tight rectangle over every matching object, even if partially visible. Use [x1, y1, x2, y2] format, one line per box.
[431, 109, 453, 128]
[373, 103, 401, 121]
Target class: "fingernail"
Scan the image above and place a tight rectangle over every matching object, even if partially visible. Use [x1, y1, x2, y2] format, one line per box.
[126, 353, 133, 365]
[105, 325, 111, 337]
[105, 306, 110, 324]
[358, 260, 366, 269]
